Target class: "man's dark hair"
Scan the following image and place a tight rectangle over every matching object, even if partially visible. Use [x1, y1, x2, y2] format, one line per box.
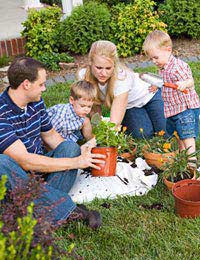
[7, 57, 46, 89]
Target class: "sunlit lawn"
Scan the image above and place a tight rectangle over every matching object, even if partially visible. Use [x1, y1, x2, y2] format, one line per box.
[43, 61, 200, 260]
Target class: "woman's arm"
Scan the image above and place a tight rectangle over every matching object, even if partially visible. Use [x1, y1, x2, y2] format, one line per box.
[110, 92, 128, 127]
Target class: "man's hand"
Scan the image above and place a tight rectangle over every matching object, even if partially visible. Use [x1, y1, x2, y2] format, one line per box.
[78, 145, 105, 170]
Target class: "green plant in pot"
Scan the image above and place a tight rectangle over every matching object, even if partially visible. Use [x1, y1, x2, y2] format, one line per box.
[163, 148, 199, 190]
[91, 113, 136, 177]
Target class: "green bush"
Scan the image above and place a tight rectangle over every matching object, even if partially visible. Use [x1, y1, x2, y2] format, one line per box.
[59, 2, 111, 54]
[109, 0, 166, 57]
[0, 176, 52, 259]
[22, 6, 62, 58]
[158, 0, 200, 39]
[38, 52, 74, 71]
[83, 0, 133, 7]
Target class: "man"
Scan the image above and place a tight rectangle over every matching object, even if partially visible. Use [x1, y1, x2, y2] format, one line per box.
[0, 57, 105, 229]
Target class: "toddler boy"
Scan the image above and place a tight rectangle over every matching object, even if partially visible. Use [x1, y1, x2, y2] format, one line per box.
[143, 30, 200, 165]
[47, 80, 96, 143]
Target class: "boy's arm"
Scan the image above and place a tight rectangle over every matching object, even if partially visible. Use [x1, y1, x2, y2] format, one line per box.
[82, 117, 93, 141]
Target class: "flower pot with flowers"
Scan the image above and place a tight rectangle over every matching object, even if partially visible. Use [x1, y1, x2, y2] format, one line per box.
[163, 148, 198, 190]
[140, 129, 178, 170]
[91, 114, 137, 177]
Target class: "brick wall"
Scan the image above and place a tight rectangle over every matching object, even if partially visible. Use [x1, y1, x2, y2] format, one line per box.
[0, 38, 26, 58]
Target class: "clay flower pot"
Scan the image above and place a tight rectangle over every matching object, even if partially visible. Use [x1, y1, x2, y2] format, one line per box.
[91, 146, 117, 177]
[163, 168, 196, 191]
[120, 146, 137, 161]
[142, 146, 176, 169]
[172, 179, 200, 218]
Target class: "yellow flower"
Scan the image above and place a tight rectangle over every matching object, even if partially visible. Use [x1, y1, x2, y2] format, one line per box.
[163, 143, 171, 150]
[122, 126, 127, 132]
[158, 130, 165, 136]
[173, 131, 179, 140]
[140, 128, 143, 133]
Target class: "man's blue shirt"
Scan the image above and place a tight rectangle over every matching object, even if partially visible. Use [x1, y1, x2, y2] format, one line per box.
[0, 87, 52, 154]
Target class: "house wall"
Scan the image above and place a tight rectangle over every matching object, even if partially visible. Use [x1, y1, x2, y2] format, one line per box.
[0, 38, 26, 58]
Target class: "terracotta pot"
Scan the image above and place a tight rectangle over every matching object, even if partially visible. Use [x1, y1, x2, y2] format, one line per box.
[172, 179, 200, 218]
[120, 146, 137, 161]
[91, 147, 117, 177]
[164, 169, 196, 191]
[142, 146, 176, 169]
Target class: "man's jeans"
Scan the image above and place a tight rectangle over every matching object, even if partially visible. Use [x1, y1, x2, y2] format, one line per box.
[0, 141, 80, 224]
[122, 89, 167, 139]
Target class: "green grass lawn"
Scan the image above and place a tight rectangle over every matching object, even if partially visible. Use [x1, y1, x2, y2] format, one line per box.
[43, 61, 200, 260]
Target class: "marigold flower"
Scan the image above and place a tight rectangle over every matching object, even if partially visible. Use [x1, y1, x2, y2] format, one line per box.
[163, 143, 171, 150]
[140, 128, 143, 133]
[122, 126, 127, 132]
[158, 130, 165, 136]
[173, 131, 179, 140]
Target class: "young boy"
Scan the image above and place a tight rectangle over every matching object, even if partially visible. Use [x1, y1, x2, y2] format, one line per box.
[47, 80, 97, 143]
[143, 30, 200, 165]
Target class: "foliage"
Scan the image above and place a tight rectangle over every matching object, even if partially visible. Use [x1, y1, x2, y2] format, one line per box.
[59, 2, 111, 54]
[38, 52, 74, 71]
[0, 55, 10, 68]
[41, 0, 62, 6]
[21, 6, 62, 58]
[83, 0, 133, 7]
[163, 149, 199, 182]
[0, 175, 53, 259]
[109, 0, 166, 57]
[158, 0, 200, 39]
[91, 114, 136, 152]
[140, 129, 178, 154]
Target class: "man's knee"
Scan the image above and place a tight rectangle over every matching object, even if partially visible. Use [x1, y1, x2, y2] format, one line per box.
[56, 141, 81, 158]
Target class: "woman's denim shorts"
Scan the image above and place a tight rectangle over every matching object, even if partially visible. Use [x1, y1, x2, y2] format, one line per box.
[166, 108, 199, 140]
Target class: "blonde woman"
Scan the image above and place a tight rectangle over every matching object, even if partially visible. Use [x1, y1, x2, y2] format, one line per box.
[77, 40, 166, 138]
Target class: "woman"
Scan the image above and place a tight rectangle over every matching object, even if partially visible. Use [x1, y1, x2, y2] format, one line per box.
[77, 40, 166, 138]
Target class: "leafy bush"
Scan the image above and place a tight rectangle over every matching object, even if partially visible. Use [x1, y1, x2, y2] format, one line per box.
[59, 2, 111, 54]
[83, 0, 133, 7]
[0, 55, 11, 68]
[0, 174, 72, 259]
[38, 52, 74, 71]
[41, 0, 61, 6]
[109, 0, 166, 57]
[22, 6, 62, 58]
[158, 0, 200, 39]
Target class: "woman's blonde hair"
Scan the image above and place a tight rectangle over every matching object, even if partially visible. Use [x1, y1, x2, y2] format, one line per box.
[77, 40, 126, 108]
[143, 30, 172, 55]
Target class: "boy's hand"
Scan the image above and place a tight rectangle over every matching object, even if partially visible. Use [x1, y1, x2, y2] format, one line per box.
[148, 85, 158, 93]
[81, 137, 96, 153]
[176, 81, 187, 91]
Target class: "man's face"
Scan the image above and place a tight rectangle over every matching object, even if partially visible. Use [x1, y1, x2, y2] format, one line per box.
[70, 97, 93, 118]
[28, 69, 46, 102]
[91, 55, 114, 84]
[147, 46, 171, 69]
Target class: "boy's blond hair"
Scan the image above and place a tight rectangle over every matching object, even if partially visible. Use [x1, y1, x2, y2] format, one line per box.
[70, 80, 97, 101]
[143, 30, 172, 55]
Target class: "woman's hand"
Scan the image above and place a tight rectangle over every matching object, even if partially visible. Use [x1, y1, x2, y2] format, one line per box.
[148, 85, 158, 93]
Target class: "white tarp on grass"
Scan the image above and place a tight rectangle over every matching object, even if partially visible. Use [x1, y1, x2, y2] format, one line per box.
[69, 158, 158, 203]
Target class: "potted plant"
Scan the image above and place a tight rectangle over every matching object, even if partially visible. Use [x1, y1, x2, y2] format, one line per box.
[140, 129, 178, 169]
[91, 114, 136, 177]
[163, 148, 198, 190]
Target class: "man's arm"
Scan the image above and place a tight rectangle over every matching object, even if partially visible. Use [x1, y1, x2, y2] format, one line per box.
[41, 128, 65, 151]
[3, 139, 105, 173]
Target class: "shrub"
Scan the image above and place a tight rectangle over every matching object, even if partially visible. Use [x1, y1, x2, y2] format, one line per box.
[83, 0, 133, 7]
[21, 6, 62, 58]
[59, 2, 111, 54]
[0, 55, 11, 68]
[38, 52, 74, 71]
[0, 174, 72, 259]
[158, 0, 200, 39]
[109, 0, 166, 57]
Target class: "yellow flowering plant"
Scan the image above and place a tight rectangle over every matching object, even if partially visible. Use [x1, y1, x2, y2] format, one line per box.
[139, 129, 178, 154]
